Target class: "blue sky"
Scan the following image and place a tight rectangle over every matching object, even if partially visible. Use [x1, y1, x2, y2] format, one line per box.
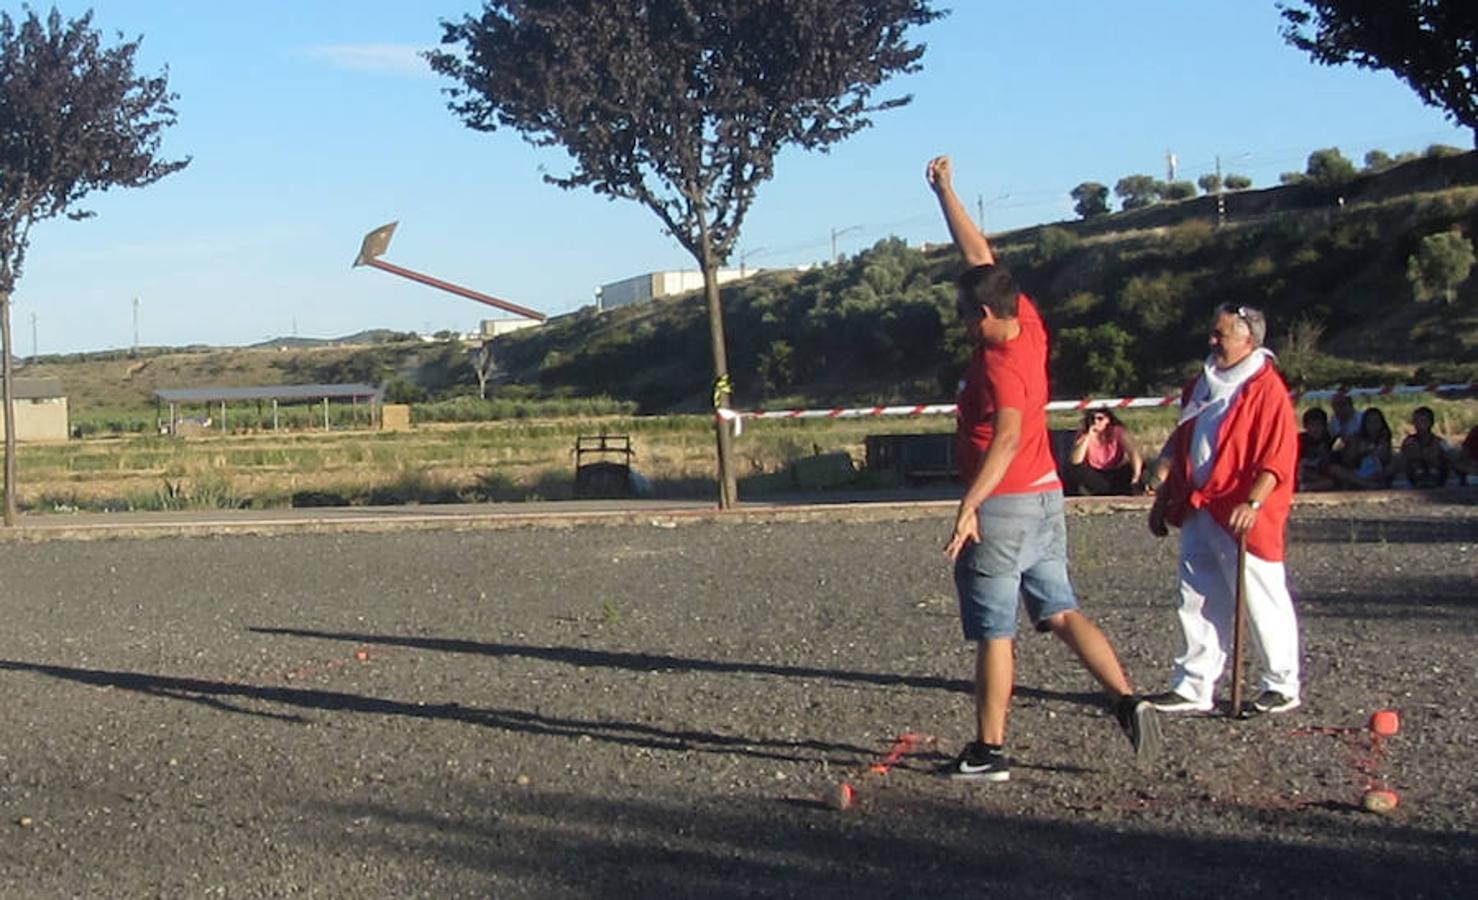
[13, 1, 1471, 355]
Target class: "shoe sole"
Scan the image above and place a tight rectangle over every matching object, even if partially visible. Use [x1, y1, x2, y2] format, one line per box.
[1130, 703, 1163, 761]
[945, 769, 1010, 783]
[1150, 702, 1214, 714]
[1249, 698, 1302, 716]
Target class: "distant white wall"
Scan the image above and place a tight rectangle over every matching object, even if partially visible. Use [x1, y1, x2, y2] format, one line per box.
[480, 319, 542, 338]
[597, 268, 749, 310]
[0, 396, 70, 442]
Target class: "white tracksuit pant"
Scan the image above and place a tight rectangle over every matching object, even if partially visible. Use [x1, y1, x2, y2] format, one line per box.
[1170, 509, 1301, 704]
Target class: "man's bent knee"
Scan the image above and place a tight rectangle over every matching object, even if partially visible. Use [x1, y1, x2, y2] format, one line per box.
[1039, 610, 1079, 634]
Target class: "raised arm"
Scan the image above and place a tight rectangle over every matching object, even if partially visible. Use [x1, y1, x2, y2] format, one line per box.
[926, 155, 996, 268]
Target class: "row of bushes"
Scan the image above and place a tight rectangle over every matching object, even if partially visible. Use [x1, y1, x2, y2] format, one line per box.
[412, 394, 639, 423]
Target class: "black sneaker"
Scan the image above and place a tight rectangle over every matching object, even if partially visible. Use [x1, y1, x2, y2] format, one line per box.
[1146, 691, 1213, 714]
[1116, 696, 1163, 761]
[938, 742, 1010, 782]
[1246, 690, 1300, 716]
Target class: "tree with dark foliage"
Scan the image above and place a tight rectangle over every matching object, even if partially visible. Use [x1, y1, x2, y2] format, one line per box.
[428, 0, 941, 508]
[0, 7, 188, 525]
[1279, 1, 1477, 148]
[1070, 182, 1110, 219]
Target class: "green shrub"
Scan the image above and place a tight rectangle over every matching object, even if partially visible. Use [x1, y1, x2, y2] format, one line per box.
[1034, 227, 1080, 264]
[1407, 231, 1476, 304]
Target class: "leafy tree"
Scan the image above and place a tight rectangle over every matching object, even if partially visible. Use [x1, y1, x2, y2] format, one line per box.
[0, 8, 187, 525]
[1223, 173, 1253, 190]
[383, 376, 429, 404]
[427, 0, 942, 508]
[756, 339, 796, 396]
[1280, 171, 1308, 186]
[1425, 142, 1465, 158]
[1363, 149, 1395, 172]
[1162, 180, 1197, 201]
[1070, 181, 1110, 218]
[1305, 147, 1357, 188]
[1114, 174, 1161, 210]
[1407, 230, 1475, 303]
[1054, 323, 1137, 396]
[1197, 173, 1223, 195]
[1279, 1, 1478, 148]
[1119, 272, 1192, 333]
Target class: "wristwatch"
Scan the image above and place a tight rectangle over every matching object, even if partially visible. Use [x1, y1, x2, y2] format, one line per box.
[1247, 499, 1263, 511]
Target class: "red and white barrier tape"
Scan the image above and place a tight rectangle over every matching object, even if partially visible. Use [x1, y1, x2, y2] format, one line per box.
[721, 382, 1472, 426]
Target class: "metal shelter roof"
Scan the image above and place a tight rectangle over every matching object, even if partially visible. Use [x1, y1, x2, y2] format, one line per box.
[154, 384, 382, 404]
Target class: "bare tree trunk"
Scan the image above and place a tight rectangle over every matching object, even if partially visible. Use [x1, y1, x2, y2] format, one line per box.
[472, 342, 495, 400]
[701, 259, 738, 510]
[1, 290, 16, 526]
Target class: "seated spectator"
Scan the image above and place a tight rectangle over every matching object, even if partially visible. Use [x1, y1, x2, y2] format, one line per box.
[1329, 406, 1395, 489]
[1399, 406, 1451, 488]
[1457, 424, 1478, 486]
[1327, 393, 1359, 444]
[1065, 409, 1143, 495]
[1297, 407, 1338, 491]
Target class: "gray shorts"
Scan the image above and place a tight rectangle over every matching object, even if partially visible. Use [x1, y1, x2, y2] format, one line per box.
[953, 489, 1079, 640]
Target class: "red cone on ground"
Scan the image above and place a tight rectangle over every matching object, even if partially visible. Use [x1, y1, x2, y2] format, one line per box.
[1369, 709, 1400, 737]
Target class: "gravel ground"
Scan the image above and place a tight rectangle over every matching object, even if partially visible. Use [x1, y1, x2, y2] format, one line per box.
[0, 497, 1474, 897]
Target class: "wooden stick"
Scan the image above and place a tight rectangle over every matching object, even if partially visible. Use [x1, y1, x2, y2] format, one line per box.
[1229, 531, 1249, 718]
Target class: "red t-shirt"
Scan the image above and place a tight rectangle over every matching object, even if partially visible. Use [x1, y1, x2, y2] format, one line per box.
[955, 295, 1062, 495]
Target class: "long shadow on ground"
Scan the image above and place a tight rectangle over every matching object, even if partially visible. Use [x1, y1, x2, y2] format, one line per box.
[1296, 572, 1476, 631]
[313, 784, 1477, 898]
[1290, 516, 1478, 545]
[0, 659, 870, 765]
[248, 626, 1104, 708]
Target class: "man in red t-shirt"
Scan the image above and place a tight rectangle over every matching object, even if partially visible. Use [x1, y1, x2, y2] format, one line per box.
[927, 156, 1160, 782]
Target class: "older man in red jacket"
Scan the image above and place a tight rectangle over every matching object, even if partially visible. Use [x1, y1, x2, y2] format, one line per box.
[1147, 304, 1302, 716]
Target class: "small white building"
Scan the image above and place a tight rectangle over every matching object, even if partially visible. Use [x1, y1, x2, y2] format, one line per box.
[0, 377, 69, 441]
[597, 268, 751, 311]
[480, 318, 543, 339]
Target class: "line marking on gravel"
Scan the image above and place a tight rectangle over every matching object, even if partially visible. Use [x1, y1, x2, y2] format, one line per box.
[825, 731, 937, 811]
[281, 645, 390, 682]
[1292, 710, 1400, 807]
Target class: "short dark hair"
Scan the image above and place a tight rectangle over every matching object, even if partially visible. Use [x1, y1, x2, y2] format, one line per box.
[1412, 405, 1435, 424]
[1302, 407, 1327, 426]
[957, 265, 1021, 318]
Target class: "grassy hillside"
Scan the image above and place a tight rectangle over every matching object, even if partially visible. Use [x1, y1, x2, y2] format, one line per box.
[491, 152, 1478, 410]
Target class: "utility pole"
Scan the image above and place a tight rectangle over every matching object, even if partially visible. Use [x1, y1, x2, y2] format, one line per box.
[976, 193, 1010, 231]
[1215, 155, 1226, 227]
[1166, 150, 1178, 183]
[739, 246, 767, 278]
[830, 225, 862, 263]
